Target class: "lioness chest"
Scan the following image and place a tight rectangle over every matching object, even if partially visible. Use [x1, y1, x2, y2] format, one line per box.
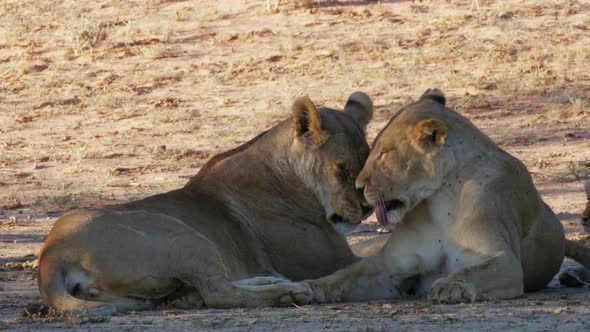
[427, 190, 481, 273]
[385, 192, 481, 291]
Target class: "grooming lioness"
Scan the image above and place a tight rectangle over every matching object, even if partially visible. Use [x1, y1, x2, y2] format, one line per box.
[38, 92, 373, 311]
[275, 89, 590, 305]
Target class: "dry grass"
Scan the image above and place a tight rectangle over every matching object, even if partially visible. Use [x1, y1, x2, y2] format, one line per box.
[15, 304, 109, 325]
[68, 18, 109, 56]
[565, 161, 590, 181]
[547, 161, 590, 183]
[139, 43, 177, 59]
[533, 93, 590, 126]
[1, 0, 588, 213]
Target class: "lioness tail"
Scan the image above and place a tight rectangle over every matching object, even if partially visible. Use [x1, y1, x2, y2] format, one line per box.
[38, 251, 105, 311]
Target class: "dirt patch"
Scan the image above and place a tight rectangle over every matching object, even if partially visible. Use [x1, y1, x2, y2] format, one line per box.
[1, 0, 590, 330]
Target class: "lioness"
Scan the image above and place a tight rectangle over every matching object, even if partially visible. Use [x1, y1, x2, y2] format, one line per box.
[38, 92, 374, 312]
[274, 89, 590, 305]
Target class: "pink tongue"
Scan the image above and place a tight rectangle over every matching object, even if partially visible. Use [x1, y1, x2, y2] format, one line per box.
[376, 203, 389, 227]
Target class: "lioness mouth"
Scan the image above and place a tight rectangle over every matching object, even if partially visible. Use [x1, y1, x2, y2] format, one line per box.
[376, 199, 404, 227]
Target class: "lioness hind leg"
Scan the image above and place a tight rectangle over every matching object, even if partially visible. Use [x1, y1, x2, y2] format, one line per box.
[101, 213, 311, 309]
[42, 209, 309, 309]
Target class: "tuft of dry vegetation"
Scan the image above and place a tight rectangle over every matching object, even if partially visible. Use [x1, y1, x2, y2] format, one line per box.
[68, 18, 109, 56]
[15, 304, 110, 325]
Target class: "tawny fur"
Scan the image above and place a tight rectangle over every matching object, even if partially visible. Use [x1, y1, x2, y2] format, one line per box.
[38, 93, 374, 312]
[270, 89, 590, 306]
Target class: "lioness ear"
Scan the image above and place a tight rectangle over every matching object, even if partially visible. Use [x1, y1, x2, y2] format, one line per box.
[419, 88, 446, 106]
[410, 119, 447, 153]
[344, 91, 373, 134]
[292, 96, 327, 146]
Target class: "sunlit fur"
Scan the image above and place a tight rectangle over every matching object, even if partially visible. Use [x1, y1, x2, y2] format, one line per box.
[37, 92, 373, 312]
[274, 89, 590, 307]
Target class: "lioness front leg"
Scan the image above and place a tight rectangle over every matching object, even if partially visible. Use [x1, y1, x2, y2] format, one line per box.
[276, 253, 417, 305]
[429, 251, 523, 304]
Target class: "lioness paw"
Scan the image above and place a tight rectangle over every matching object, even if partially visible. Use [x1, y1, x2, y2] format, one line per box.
[278, 282, 313, 306]
[428, 278, 475, 304]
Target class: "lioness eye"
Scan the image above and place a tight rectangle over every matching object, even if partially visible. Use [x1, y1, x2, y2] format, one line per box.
[338, 164, 352, 181]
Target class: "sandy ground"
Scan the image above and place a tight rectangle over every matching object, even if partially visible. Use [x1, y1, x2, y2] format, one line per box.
[1, 0, 590, 330]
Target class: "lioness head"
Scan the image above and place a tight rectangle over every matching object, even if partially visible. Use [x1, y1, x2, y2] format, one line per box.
[289, 92, 374, 234]
[356, 89, 451, 229]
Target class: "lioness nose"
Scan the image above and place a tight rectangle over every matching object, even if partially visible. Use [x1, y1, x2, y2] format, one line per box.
[356, 169, 368, 190]
[355, 179, 365, 190]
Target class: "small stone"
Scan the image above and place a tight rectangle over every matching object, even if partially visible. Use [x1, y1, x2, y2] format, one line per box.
[498, 11, 514, 19]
